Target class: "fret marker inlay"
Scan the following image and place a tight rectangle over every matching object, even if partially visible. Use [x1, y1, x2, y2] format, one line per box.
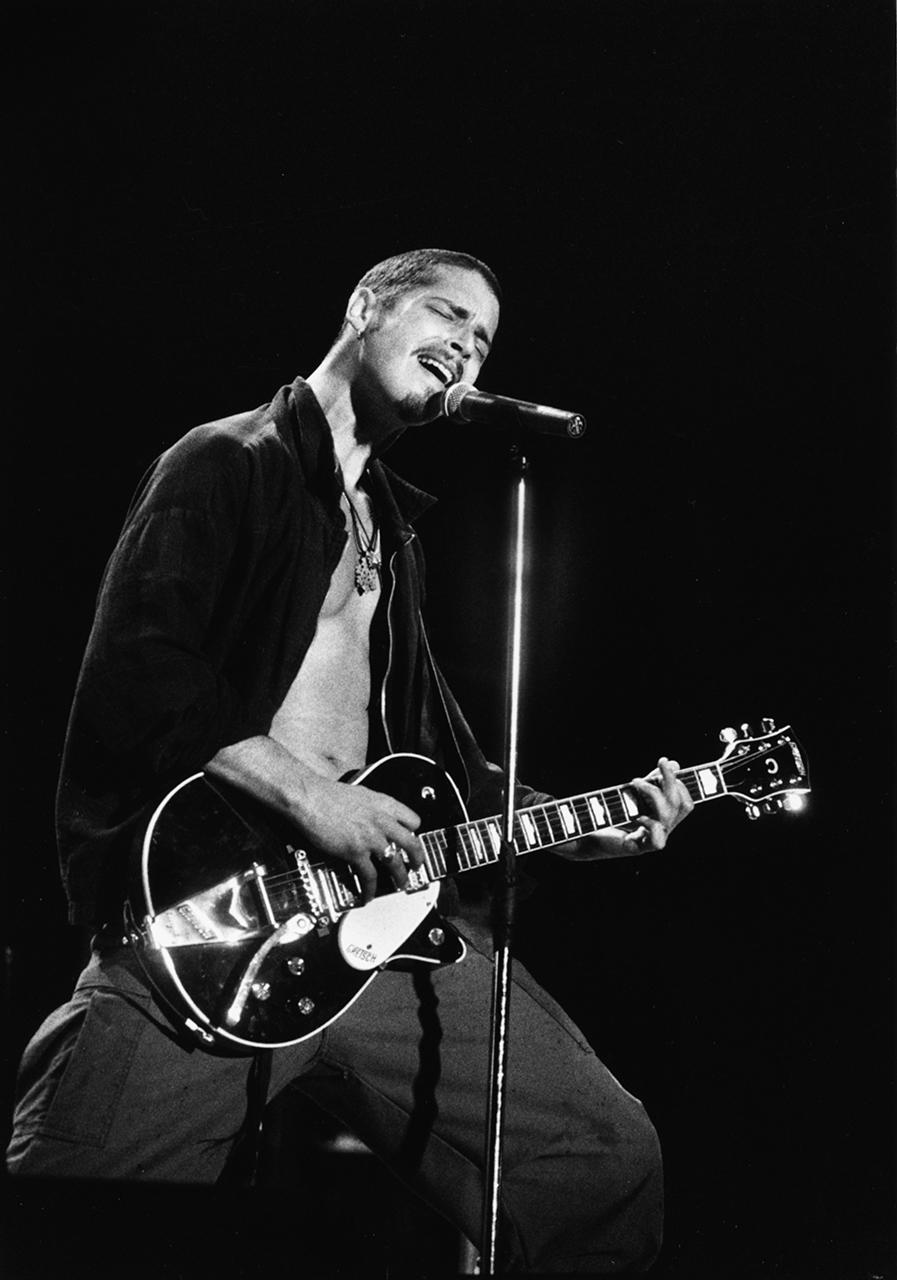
[469, 827, 485, 862]
[588, 796, 607, 826]
[559, 803, 577, 836]
[698, 768, 719, 797]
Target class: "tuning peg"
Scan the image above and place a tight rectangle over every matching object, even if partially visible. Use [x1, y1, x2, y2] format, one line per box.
[761, 717, 776, 733]
[719, 726, 739, 743]
[740, 722, 752, 738]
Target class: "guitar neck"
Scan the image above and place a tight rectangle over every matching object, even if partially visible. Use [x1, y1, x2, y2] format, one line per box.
[418, 762, 718, 883]
[264, 727, 807, 919]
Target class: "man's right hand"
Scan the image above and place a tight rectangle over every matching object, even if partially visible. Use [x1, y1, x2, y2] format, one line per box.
[288, 773, 422, 902]
[205, 735, 422, 903]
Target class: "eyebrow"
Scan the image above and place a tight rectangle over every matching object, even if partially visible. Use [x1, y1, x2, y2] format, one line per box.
[430, 295, 494, 351]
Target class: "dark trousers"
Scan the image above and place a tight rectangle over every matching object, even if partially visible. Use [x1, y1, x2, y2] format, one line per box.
[7, 919, 662, 1274]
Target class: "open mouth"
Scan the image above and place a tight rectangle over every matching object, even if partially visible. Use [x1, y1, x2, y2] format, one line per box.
[417, 355, 455, 387]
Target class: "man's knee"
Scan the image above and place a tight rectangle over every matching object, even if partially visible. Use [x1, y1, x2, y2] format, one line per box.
[503, 1101, 664, 1273]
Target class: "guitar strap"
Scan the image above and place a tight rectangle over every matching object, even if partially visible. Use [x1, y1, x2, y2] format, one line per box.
[217, 1049, 274, 1187]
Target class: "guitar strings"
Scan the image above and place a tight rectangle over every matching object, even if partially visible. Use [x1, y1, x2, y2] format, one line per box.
[258, 747, 794, 896]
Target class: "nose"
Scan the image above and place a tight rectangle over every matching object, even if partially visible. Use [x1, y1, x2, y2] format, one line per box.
[448, 330, 474, 364]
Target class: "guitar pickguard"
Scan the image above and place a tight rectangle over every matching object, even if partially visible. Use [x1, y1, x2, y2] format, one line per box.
[338, 882, 441, 970]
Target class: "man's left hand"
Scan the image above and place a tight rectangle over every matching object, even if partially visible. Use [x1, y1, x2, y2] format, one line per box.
[556, 756, 694, 861]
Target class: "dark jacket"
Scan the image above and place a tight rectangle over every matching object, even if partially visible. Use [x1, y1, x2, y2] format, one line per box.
[57, 378, 539, 927]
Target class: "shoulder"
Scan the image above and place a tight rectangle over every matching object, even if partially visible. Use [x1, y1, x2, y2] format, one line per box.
[166, 404, 288, 473]
[134, 403, 295, 515]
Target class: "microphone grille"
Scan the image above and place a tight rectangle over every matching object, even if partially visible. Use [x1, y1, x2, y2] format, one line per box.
[443, 381, 474, 418]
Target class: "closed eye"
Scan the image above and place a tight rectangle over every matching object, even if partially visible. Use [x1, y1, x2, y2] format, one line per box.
[427, 296, 494, 361]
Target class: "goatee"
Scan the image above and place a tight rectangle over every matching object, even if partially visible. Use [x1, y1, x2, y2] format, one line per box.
[349, 383, 442, 448]
[392, 388, 444, 426]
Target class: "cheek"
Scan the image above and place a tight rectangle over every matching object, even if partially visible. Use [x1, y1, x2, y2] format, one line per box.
[366, 337, 406, 380]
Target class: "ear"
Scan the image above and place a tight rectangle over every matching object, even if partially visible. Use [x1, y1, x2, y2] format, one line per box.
[345, 286, 379, 338]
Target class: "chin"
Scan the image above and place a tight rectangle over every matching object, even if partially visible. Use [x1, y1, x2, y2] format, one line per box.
[394, 389, 443, 426]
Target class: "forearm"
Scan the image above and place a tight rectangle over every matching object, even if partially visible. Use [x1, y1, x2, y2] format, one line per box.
[554, 831, 641, 861]
[206, 735, 326, 826]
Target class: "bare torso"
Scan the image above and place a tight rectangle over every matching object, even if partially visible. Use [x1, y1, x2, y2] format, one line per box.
[269, 494, 381, 780]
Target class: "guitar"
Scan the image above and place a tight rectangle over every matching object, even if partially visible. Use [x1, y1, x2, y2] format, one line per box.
[125, 721, 809, 1053]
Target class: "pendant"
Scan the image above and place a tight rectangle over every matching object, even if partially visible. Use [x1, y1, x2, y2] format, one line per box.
[355, 549, 381, 594]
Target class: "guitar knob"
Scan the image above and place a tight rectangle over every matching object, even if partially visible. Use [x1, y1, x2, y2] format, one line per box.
[745, 803, 761, 820]
[250, 981, 272, 1002]
[761, 717, 776, 733]
[719, 726, 738, 743]
[740, 723, 752, 738]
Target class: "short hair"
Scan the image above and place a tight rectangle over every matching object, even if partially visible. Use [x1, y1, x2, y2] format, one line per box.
[332, 248, 501, 344]
[354, 248, 501, 308]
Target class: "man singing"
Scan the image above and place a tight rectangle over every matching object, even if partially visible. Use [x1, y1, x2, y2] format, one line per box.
[8, 249, 692, 1273]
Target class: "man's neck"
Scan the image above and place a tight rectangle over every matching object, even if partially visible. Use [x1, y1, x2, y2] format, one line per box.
[305, 364, 371, 493]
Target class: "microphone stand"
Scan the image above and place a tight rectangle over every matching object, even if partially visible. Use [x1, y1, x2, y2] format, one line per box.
[480, 442, 529, 1274]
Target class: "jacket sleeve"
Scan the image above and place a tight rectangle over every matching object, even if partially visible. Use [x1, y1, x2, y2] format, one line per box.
[63, 433, 270, 785]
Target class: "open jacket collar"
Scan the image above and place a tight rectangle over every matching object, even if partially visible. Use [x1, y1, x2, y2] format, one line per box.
[283, 376, 437, 540]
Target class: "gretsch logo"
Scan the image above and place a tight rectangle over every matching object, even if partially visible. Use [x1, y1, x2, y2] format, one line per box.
[347, 944, 377, 964]
[176, 903, 216, 941]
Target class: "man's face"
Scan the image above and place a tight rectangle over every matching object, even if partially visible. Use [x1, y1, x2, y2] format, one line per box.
[355, 265, 500, 426]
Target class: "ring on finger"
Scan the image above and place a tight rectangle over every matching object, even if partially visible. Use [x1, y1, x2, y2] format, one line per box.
[380, 841, 401, 863]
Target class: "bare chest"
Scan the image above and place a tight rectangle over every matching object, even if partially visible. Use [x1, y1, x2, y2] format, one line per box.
[269, 506, 382, 778]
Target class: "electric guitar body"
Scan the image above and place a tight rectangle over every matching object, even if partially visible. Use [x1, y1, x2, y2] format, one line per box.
[128, 754, 468, 1053]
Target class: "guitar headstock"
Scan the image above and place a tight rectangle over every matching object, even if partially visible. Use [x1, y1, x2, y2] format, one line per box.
[714, 720, 810, 819]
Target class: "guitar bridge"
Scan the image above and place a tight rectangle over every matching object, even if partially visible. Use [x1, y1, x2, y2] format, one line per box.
[289, 847, 327, 918]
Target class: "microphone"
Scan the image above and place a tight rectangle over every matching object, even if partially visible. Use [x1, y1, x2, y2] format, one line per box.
[442, 382, 587, 439]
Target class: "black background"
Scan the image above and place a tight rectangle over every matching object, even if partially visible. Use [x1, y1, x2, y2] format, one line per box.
[4, 2, 895, 1276]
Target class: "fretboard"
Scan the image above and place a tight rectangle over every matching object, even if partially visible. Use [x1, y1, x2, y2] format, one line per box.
[414, 762, 721, 881]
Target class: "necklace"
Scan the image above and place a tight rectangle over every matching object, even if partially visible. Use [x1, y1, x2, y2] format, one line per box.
[342, 486, 381, 595]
